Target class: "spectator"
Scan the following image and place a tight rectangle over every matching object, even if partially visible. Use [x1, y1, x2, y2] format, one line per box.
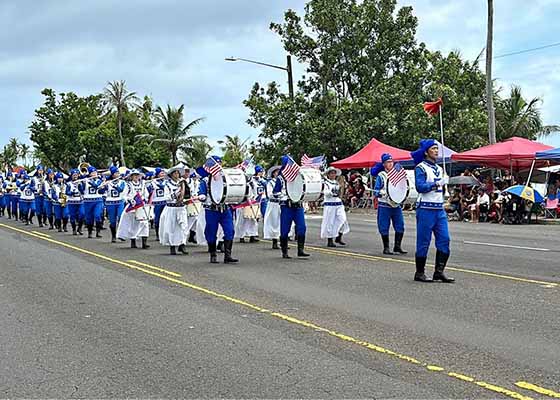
[350, 179, 365, 208]
[484, 176, 495, 193]
[475, 188, 490, 222]
[462, 189, 477, 222]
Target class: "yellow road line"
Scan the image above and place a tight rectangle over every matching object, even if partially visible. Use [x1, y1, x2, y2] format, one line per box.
[0, 222, 535, 400]
[516, 381, 560, 398]
[32, 230, 51, 238]
[292, 242, 558, 288]
[126, 259, 182, 277]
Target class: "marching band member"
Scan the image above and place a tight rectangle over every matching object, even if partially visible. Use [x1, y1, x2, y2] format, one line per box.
[66, 168, 85, 235]
[371, 153, 407, 255]
[18, 173, 36, 225]
[263, 165, 281, 249]
[321, 166, 349, 247]
[235, 169, 260, 243]
[194, 167, 224, 249]
[43, 168, 55, 229]
[150, 167, 167, 241]
[6, 172, 19, 220]
[0, 174, 5, 217]
[158, 165, 189, 255]
[32, 165, 46, 227]
[254, 165, 268, 219]
[186, 171, 201, 243]
[411, 139, 454, 283]
[199, 157, 238, 264]
[80, 166, 105, 239]
[117, 169, 150, 249]
[274, 156, 310, 259]
[51, 172, 69, 232]
[105, 166, 126, 243]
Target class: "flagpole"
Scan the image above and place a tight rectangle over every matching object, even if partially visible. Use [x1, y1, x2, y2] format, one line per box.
[438, 104, 447, 176]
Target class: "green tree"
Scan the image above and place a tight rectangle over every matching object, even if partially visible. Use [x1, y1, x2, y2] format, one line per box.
[245, 0, 490, 162]
[136, 104, 205, 165]
[219, 134, 250, 166]
[29, 89, 105, 171]
[494, 85, 552, 141]
[19, 143, 30, 166]
[103, 80, 139, 166]
[180, 137, 212, 167]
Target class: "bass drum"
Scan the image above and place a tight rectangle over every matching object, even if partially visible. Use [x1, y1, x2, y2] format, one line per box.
[286, 168, 324, 202]
[386, 174, 410, 207]
[210, 168, 249, 205]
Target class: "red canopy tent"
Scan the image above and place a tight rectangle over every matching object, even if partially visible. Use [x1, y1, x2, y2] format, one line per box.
[451, 137, 553, 170]
[331, 138, 412, 169]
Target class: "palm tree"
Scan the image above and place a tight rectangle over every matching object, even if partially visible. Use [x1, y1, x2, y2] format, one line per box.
[486, 0, 496, 144]
[136, 104, 205, 165]
[103, 80, 139, 166]
[19, 143, 30, 166]
[218, 134, 251, 166]
[180, 137, 212, 167]
[495, 86, 547, 141]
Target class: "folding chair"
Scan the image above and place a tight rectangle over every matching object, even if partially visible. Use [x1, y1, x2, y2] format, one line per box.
[544, 198, 559, 219]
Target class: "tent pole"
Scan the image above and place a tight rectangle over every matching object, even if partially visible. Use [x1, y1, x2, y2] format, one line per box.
[525, 159, 536, 186]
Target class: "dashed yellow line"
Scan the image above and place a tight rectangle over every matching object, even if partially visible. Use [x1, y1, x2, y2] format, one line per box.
[126, 259, 182, 277]
[0, 222, 536, 400]
[295, 242, 558, 288]
[516, 381, 560, 398]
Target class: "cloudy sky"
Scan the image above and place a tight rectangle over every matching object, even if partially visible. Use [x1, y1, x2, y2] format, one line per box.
[1, 0, 559, 154]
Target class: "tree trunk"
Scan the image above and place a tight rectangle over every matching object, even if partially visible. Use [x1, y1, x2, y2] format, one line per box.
[486, 0, 496, 144]
[118, 110, 125, 167]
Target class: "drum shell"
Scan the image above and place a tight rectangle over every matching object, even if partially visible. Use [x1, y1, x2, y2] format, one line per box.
[286, 168, 324, 202]
[210, 168, 249, 205]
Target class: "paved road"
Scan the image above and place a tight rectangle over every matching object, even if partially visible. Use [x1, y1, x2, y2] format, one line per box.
[1, 214, 559, 398]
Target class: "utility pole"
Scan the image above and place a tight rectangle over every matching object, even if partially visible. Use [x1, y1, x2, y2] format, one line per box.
[486, 0, 497, 144]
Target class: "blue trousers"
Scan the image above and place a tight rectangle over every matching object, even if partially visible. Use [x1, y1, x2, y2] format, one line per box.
[11, 196, 19, 216]
[35, 196, 45, 216]
[67, 203, 84, 224]
[0, 195, 5, 209]
[153, 204, 166, 229]
[106, 202, 124, 228]
[204, 208, 234, 244]
[377, 205, 405, 235]
[19, 199, 36, 218]
[415, 208, 450, 257]
[83, 200, 104, 225]
[53, 204, 69, 221]
[280, 205, 306, 238]
[44, 198, 53, 218]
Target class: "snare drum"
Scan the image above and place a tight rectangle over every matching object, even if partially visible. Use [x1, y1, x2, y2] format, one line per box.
[186, 201, 201, 216]
[210, 168, 249, 205]
[286, 168, 324, 202]
[134, 205, 154, 221]
[243, 204, 261, 220]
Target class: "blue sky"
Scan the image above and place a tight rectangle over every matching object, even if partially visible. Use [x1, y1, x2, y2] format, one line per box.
[1, 0, 559, 155]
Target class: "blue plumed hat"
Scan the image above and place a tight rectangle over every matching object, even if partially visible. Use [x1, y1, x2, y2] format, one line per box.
[196, 166, 209, 178]
[210, 155, 222, 163]
[281, 155, 291, 166]
[381, 153, 392, 164]
[255, 165, 264, 174]
[46, 168, 53, 174]
[109, 166, 119, 176]
[154, 167, 163, 176]
[55, 172, 64, 180]
[410, 139, 437, 166]
[87, 165, 97, 174]
[36, 164, 44, 171]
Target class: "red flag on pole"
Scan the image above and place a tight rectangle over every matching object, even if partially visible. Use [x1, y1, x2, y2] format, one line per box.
[423, 98, 443, 116]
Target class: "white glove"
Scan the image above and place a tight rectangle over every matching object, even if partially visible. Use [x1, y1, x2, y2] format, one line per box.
[379, 190, 387, 197]
[438, 177, 448, 187]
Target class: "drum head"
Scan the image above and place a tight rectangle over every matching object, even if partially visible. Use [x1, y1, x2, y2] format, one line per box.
[210, 173, 225, 204]
[286, 173, 304, 202]
[387, 179, 409, 204]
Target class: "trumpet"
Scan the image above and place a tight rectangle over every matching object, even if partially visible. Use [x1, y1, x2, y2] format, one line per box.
[78, 162, 90, 176]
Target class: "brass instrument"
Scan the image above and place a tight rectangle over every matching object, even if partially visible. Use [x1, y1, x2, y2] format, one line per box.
[59, 192, 68, 207]
[79, 162, 91, 176]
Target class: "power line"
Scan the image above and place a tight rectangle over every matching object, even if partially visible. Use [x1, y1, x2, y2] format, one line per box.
[485, 41, 560, 60]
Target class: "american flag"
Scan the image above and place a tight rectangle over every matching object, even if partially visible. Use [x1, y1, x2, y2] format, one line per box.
[301, 154, 325, 169]
[236, 158, 253, 172]
[387, 163, 407, 186]
[203, 157, 223, 176]
[281, 156, 301, 182]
